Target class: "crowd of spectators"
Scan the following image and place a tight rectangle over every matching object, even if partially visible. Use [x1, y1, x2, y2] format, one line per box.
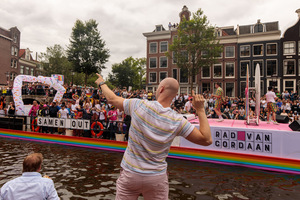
[1, 83, 300, 139]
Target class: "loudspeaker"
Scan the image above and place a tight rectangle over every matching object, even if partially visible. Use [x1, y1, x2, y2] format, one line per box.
[289, 120, 300, 131]
[276, 115, 289, 124]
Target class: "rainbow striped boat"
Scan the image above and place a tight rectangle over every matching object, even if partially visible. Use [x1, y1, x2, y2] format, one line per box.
[0, 118, 299, 175]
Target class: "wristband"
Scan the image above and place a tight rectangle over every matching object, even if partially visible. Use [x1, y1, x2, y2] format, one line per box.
[98, 81, 106, 88]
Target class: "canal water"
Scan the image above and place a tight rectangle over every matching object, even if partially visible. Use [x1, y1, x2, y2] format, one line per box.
[0, 137, 300, 200]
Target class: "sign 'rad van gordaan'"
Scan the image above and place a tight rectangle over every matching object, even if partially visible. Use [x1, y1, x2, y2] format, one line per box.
[37, 117, 91, 130]
[214, 130, 272, 153]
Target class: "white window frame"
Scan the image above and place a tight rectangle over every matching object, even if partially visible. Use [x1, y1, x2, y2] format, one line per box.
[225, 62, 235, 78]
[283, 41, 296, 55]
[11, 59, 14, 68]
[201, 66, 210, 79]
[266, 43, 277, 56]
[159, 56, 168, 68]
[253, 60, 263, 77]
[149, 72, 157, 83]
[172, 51, 177, 64]
[159, 71, 168, 82]
[283, 59, 296, 76]
[240, 45, 250, 57]
[299, 59, 300, 76]
[266, 78, 280, 92]
[225, 46, 235, 58]
[149, 57, 157, 68]
[160, 41, 168, 53]
[25, 67, 29, 75]
[225, 82, 235, 97]
[31, 68, 34, 76]
[11, 47, 14, 56]
[298, 41, 300, 55]
[240, 61, 249, 78]
[179, 69, 189, 83]
[20, 66, 24, 74]
[213, 64, 222, 78]
[149, 42, 158, 54]
[283, 79, 296, 92]
[253, 44, 263, 57]
[266, 59, 277, 77]
[14, 48, 18, 56]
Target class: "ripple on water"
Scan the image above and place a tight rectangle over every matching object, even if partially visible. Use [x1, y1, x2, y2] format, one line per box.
[1, 138, 300, 199]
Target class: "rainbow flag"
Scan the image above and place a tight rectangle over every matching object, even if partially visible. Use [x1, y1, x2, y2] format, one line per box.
[86, 93, 93, 98]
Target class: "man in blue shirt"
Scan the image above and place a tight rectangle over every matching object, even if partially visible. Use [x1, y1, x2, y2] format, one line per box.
[0, 153, 59, 200]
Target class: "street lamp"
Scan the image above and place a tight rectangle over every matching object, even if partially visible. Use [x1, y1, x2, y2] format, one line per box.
[5, 72, 9, 86]
[71, 71, 75, 86]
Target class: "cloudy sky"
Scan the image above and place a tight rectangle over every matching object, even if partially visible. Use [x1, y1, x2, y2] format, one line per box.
[1, 0, 299, 78]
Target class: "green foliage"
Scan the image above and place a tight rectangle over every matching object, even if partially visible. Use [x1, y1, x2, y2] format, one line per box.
[67, 19, 110, 85]
[167, 8, 223, 93]
[39, 44, 73, 84]
[108, 57, 146, 90]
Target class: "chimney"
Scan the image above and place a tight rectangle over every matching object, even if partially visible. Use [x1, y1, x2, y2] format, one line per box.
[296, 8, 300, 19]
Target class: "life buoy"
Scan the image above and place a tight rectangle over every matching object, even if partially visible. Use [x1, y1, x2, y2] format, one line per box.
[91, 121, 104, 137]
[31, 118, 40, 132]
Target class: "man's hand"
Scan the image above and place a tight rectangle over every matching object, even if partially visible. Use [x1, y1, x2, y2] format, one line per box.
[95, 73, 104, 86]
[192, 90, 205, 110]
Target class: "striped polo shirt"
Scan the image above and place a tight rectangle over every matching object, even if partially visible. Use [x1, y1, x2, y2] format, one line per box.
[122, 99, 194, 175]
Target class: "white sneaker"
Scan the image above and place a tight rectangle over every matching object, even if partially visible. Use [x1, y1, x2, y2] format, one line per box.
[217, 118, 224, 122]
[273, 121, 279, 125]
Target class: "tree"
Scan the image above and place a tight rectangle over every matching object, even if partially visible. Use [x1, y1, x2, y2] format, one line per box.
[39, 44, 73, 84]
[108, 57, 146, 90]
[67, 19, 110, 85]
[167, 8, 223, 94]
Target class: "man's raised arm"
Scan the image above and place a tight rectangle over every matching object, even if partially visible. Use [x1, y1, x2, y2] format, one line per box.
[95, 73, 124, 111]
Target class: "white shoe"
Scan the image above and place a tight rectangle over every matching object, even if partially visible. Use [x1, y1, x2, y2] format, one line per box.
[273, 121, 279, 125]
[217, 118, 224, 122]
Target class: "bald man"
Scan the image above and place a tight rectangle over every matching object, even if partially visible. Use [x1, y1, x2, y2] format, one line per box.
[95, 74, 212, 200]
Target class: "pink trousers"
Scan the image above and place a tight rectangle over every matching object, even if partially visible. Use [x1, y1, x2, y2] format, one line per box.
[115, 169, 169, 200]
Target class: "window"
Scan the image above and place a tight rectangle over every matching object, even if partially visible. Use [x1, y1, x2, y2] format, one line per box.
[149, 42, 157, 54]
[266, 43, 277, 55]
[14, 48, 18, 56]
[180, 87, 187, 94]
[299, 41, 300, 55]
[240, 81, 246, 98]
[240, 61, 249, 77]
[149, 72, 157, 83]
[254, 24, 263, 33]
[172, 52, 177, 64]
[226, 83, 235, 97]
[160, 41, 168, 53]
[14, 60, 17, 68]
[160, 57, 167, 68]
[181, 51, 188, 63]
[213, 83, 223, 94]
[240, 45, 250, 57]
[13, 35, 17, 43]
[253, 44, 263, 56]
[253, 60, 263, 77]
[159, 72, 167, 82]
[266, 60, 277, 76]
[10, 73, 16, 81]
[156, 25, 162, 32]
[284, 80, 295, 93]
[213, 64, 222, 78]
[283, 60, 296, 76]
[20, 66, 24, 74]
[201, 66, 210, 78]
[225, 63, 234, 78]
[201, 50, 208, 57]
[31, 68, 34, 76]
[149, 57, 157, 68]
[11, 59, 14, 68]
[172, 68, 177, 80]
[11, 47, 14, 55]
[202, 83, 211, 93]
[225, 46, 234, 58]
[25, 67, 29, 75]
[267, 80, 279, 92]
[283, 42, 295, 55]
[180, 69, 188, 83]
